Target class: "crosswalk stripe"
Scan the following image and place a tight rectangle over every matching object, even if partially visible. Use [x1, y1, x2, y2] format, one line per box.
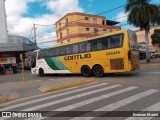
[0, 83, 109, 111]
[35, 87, 137, 120]
[94, 89, 159, 111]
[55, 86, 137, 111]
[26, 86, 137, 120]
[0, 82, 97, 107]
[125, 102, 160, 120]
[22, 84, 121, 111]
[70, 89, 159, 120]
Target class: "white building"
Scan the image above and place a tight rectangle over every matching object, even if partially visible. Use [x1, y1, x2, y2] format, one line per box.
[0, 0, 8, 43]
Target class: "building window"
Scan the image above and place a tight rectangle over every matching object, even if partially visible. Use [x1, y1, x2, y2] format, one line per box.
[109, 29, 113, 32]
[65, 18, 68, 26]
[59, 23, 61, 29]
[66, 29, 69, 36]
[85, 17, 89, 20]
[60, 32, 62, 38]
[86, 28, 90, 31]
[94, 28, 98, 34]
[93, 18, 97, 24]
[102, 20, 105, 25]
[102, 29, 106, 35]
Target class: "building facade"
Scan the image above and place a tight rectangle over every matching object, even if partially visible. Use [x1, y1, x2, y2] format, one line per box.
[55, 12, 120, 43]
[135, 26, 160, 53]
[0, 0, 8, 43]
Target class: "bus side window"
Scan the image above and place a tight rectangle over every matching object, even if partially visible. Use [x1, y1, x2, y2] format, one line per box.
[91, 40, 97, 51]
[72, 44, 78, 53]
[66, 45, 73, 54]
[58, 46, 66, 56]
[108, 34, 123, 48]
[79, 42, 91, 53]
[38, 50, 46, 59]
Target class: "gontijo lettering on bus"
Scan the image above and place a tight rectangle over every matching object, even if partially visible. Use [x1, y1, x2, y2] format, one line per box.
[64, 53, 91, 61]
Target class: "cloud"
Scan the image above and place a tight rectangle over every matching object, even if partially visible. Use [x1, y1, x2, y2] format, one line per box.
[114, 12, 129, 22]
[46, 0, 83, 16]
[37, 31, 57, 48]
[5, 0, 84, 48]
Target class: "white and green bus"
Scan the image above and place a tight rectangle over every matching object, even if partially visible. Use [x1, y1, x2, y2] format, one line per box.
[31, 30, 140, 77]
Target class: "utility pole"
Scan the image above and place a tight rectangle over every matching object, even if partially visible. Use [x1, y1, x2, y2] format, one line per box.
[33, 24, 37, 50]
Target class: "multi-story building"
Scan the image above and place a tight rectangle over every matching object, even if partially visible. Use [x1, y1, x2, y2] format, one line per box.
[135, 26, 160, 53]
[55, 12, 120, 43]
[0, 0, 8, 43]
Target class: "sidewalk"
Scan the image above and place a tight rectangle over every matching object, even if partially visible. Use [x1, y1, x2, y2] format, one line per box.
[0, 78, 95, 103]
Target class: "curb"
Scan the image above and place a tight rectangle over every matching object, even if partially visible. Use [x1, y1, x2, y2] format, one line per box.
[0, 92, 19, 103]
[38, 79, 95, 93]
[0, 98, 8, 103]
[141, 63, 160, 67]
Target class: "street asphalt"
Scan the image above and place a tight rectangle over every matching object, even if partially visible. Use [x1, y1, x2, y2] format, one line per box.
[0, 64, 159, 120]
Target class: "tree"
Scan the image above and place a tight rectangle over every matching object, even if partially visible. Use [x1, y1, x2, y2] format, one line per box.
[125, 0, 160, 62]
[151, 29, 160, 46]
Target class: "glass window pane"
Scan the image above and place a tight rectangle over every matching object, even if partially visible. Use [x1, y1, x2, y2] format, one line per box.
[79, 42, 91, 52]
[38, 50, 46, 59]
[108, 34, 123, 48]
[72, 44, 78, 53]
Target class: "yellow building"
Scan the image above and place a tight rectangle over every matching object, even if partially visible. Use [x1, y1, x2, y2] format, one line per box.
[135, 26, 160, 53]
[55, 12, 121, 43]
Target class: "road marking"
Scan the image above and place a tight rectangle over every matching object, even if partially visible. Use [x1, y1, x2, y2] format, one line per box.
[0, 82, 108, 111]
[26, 86, 136, 120]
[0, 82, 97, 107]
[22, 84, 121, 111]
[55, 86, 137, 111]
[94, 89, 158, 111]
[125, 102, 160, 120]
[70, 89, 158, 120]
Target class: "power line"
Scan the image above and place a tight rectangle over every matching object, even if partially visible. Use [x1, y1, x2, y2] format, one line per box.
[5, 0, 140, 48]
[33, 0, 138, 26]
[0, 23, 131, 49]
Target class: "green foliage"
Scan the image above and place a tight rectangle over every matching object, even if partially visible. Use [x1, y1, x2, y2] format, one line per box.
[125, 0, 160, 31]
[151, 29, 160, 45]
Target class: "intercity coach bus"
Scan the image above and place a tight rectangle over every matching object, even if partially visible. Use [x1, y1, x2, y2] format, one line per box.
[31, 30, 140, 77]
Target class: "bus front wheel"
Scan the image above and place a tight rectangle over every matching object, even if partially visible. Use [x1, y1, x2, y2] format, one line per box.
[81, 66, 91, 77]
[39, 68, 45, 77]
[93, 65, 104, 77]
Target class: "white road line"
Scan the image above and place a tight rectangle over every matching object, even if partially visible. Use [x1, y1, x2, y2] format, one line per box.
[125, 102, 160, 120]
[94, 89, 159, 111]
[36, 86, 137, 120]
[25, 86, 136, 120]
[22, 84, 121, 111]
[0, 82, 108, 111]
[55, 86, 137, 111]
[71, 89, 159, 120]
[0, 82, 97, 107]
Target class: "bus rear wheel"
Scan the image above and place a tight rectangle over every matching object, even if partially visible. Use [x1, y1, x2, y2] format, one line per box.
[81, 66, 91, 77]
[93, 65, 104, 77]
[39, 68, 45, 77]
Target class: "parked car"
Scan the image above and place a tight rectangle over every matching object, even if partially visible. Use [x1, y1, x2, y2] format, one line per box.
[150, 54, 160, 59]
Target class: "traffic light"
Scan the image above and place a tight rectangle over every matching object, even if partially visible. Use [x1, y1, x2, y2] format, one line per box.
[20, 54, 25, 61]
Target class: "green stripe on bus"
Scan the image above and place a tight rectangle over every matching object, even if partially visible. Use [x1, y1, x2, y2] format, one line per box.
[45, 57, 68, 70]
